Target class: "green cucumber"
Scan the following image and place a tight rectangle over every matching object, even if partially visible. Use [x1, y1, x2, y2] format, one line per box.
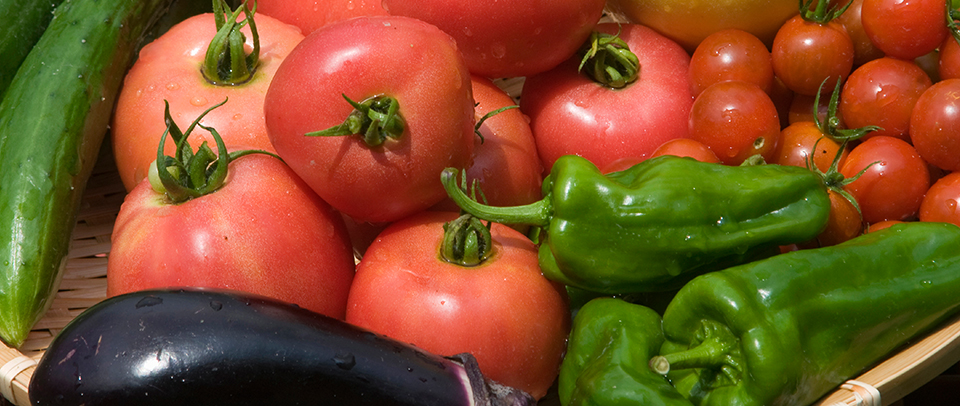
[0, 0, 175, 347]
[0, 0, 65, 98]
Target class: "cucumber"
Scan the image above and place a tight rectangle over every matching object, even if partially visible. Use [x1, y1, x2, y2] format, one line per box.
[0, 0, 64, 98]
[0, 0, 175, 347]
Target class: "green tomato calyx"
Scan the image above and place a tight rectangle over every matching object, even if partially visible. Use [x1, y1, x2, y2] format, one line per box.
[578, 30, 640, 89]
[202, 0, 261, 86]
[306, 94, 406, 147]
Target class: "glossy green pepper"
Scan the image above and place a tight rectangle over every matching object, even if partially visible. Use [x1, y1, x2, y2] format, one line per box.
[559, 297, 693, 406]
[441, 154, 830, 294]
[650, 221, 960, 406]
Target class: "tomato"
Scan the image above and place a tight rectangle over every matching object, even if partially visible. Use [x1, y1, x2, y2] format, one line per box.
[840, 136, 931, 223]
[940, 35, 960, 80]
[919, 172, 960, 226]
[264, 16, 476, 223]
[689, 80, 781, 165]
[651, 138, 722, 163]
[839, 57, 932, 142]
[811, 189, 865, 247]
[112, 11, 304, 191]
[910, 78, 960, 171]
[866, 219, 905, 232]
[432, 75, 543, 212]
[861, 0, 948, 60]
[688, 29, 774, 96]
[775, 121, 847, 172]
[771, 14, 854, 96]
[836, 0, 885, 66]
[520, 23, 693, 172]
[787, 92, 833, 125]
[381, 0, 605, 78]
[107, 153, 357, 320]
[607, 0, 798, 53]
[346, 211, 570, 400]
[252, 0, 387, 35]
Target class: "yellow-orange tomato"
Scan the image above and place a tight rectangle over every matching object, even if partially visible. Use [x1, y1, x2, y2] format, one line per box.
[607, 0, 799, 53]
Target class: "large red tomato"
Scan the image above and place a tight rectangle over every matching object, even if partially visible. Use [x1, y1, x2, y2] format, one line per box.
[346, 211, 570, 400]
[607, 0, 798, 53]
[380, 0, 606, 78]
[112, 11, 304, 191]
[107, 153, 357, 320]
[520, 23, 694, 172]
[252, 0, 387, 35]
[264, 16, 475, 223]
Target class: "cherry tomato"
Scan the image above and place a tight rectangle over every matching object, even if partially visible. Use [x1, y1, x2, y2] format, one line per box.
[252, 0, 386, 35]
[919, 172, 960, 226]
[788, 93, 833, 125]
[802, 188, 864, 247]
[839, 57, 932, 141]
[866, 220, 906, 232]
[520, 23, 694, 172]
[107, 154, 357, 319]
[651, 138, 722, 163]
[688, 29, 774, 96]
[775, 121, 847, 172]
[840, 136, 930, 223]
[910, 78, 960, 171]
[940, 36, 960, 80]
[607, 0, 799, 53]
[346, 211, 570, 400]
[381, 0, 606, 78]
[861, 0, 948, 60]
[836, 0, 885, 66]
[112, 11, 304, 191]
[264, 16, 476, 223]
[689, 80, 781, 165]
[432, 75, 543, 212]
[771, 14, 854, 96]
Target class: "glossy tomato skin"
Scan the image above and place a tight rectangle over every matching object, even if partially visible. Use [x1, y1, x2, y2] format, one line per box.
[840, 136, 930, 224]
[689, 80, 781, 165]
[252, 0, 387, 35]
[112, 13, 304, 191]
[346, 211, 571, 400]
[836, 0, 885, 66]
[381, 0, 605, 78]
[688, 29, 774, 96]
[520, 23, 693, 172]
[432, 75, 543, 212]
[107, 154, 357, 320]
[775, 121, 847, 172]
[771, 15, 854, 96]
[919, 172, 960, 226]
[840, 57, 932, 141]
[910, 78, 960, 171]
[608, 0, 798, 53]
[861, 0, 948, 60]
[940, 36, 960, 80]
[264, 16, 475, 223]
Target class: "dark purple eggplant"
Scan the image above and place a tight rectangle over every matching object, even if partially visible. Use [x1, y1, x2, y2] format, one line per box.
[28, 288, 536, 406]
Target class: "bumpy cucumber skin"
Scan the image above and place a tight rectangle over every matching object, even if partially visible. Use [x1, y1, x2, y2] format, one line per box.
[0, 0, 175, 347]
[0, 0, 64, 98]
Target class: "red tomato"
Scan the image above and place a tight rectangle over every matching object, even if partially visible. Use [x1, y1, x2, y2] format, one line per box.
[107, 154, 357, 319]
[775, 121, 847, 172]
[861, 0, 948, 60]
[839, 57, 932, 141]
[264, 16, 476, 223]
[836, 0, 885, 66]
[688, 29, 774, 96]
[689, 81, 781, 165]
[919, 172, 960, 226]
[607, 0, 798, 53]
[940, 35, 960, 80]
[812, 189, 865, 247]
[381, 0, 605, 78]
[788, 93, 833, 125]
[432, 75, 543, 212]
[520, 23, 693, 172]
[651, 138, 722, 163]
[112, 12, 304, 192]
[910, 78, 960, 171]
[840, 136, 930, 223]
[346, 211, 570, 400]
[771, 15, 854, 96]
[252, 0, 387, 35]
[867, 219, 905, 232]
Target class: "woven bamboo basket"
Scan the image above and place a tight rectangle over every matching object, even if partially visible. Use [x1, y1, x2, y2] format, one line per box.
[3, 79, 960, 406]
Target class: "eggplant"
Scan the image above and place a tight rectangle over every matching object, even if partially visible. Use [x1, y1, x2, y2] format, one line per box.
[29, 288, 537, 406]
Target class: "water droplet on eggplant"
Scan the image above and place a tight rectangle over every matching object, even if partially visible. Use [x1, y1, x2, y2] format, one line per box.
[333, 352, 356, 370]
[209, 301, 223, 311]
[135, 296, 163, 308]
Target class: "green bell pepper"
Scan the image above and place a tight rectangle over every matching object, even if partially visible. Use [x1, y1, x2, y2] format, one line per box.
[559, 297, 693, 406]
[650, 221, 960, 406]
[441, 154, 830, 294]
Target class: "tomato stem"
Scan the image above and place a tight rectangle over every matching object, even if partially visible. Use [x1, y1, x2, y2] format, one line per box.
[150, 98, 280, 203]
[799, 0, 852, 24]
[201, 0, 260, 86]
[305, 94, 406, 147]
[578, 30, 640, 89]
[440, 214, 495, 267]
[813, 77, 882, 142]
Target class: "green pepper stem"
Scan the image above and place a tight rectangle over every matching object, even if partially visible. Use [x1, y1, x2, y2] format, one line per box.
[440, 168, 552, 227]
[649, 336, 735, 375]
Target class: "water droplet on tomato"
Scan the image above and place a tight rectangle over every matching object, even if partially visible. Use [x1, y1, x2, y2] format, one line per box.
[191, 96, 208, 106]
[166, 82, 180, 91]
[233, 113, 243, 121]
[946, 199, 957, 212]
[491, 43, 507, 59]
